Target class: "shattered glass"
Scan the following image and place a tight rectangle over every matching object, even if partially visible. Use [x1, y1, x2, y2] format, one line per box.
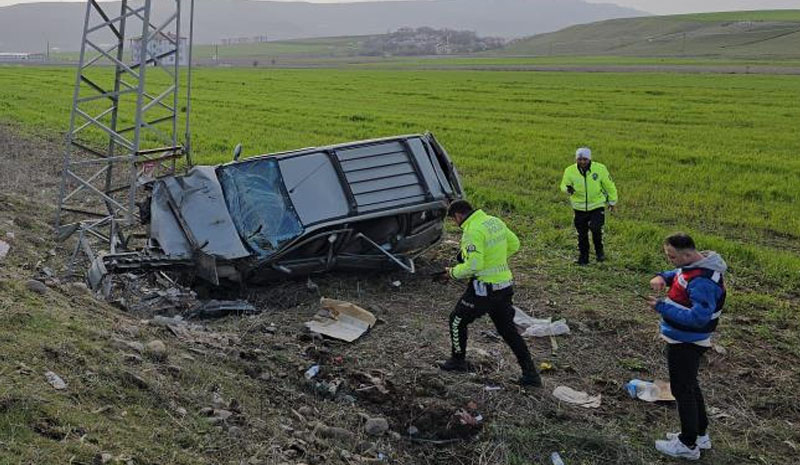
[218, 159, 303, 258]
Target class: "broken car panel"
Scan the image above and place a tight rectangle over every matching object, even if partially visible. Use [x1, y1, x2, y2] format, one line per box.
[98, 132, 463, 286]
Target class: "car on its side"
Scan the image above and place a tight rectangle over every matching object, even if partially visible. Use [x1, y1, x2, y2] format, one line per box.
[95, 132, 463, 286]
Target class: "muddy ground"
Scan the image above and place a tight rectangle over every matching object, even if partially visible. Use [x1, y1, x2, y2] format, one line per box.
[1, 123, 798, 465]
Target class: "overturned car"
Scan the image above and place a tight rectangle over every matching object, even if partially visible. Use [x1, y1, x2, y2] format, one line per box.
[93, 133, 463, 286]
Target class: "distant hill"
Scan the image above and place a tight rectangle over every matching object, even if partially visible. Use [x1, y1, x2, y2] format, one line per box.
[0, 0, 644, 53]
[501, 9, 800, 58]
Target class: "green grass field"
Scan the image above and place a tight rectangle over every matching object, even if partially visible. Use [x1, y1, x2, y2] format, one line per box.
[0, 64, 798, 463]
[3, 64, 799, 301]
[675, 9, 800, 22]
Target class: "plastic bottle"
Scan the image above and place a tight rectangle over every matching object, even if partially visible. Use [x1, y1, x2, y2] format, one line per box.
[624, 379, 657, 399]
[304, 364, 320, 380]
[550, 451, 565, 465]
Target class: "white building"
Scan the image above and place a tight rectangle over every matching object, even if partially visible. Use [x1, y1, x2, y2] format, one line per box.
[130, 33, 188, 66]
[0, 52, 45, 63]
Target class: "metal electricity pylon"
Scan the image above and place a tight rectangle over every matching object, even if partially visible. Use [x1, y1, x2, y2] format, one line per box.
[56, 0, 195, 262]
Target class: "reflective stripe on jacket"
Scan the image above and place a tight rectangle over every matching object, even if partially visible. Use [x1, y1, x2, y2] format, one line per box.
[449, 209, 519, 284]
[560, 161, 618, 211]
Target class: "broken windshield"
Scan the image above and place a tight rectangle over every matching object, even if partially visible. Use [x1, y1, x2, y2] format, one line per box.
[217, 158, 303, 259]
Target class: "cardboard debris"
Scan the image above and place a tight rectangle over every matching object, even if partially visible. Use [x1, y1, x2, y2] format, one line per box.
[552, 385, 601, 408]
[305, 298, 376, 342]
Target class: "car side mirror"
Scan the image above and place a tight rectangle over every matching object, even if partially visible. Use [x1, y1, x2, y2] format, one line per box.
[233, 143, 242, 161]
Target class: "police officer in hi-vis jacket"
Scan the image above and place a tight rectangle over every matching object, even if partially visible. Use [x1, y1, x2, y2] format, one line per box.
[437, 200, 541, 387]
[560, 147, 618, 265]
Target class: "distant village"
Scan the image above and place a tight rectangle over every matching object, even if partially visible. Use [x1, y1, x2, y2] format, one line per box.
[361, 27, 506, 56]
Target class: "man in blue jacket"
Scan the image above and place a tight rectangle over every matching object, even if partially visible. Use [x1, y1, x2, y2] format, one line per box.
[648, 233, 727, 461]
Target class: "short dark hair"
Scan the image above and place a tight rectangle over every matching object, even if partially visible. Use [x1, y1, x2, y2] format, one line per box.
[664, 233, 696, 251]
[447, 199, 473, 218]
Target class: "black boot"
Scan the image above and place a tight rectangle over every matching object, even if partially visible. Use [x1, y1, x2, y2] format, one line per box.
[518, 359, 542, 387]
[519, 370, 542, 387]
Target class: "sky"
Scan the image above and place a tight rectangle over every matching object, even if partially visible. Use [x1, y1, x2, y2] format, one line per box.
[0, 0, 798, 15]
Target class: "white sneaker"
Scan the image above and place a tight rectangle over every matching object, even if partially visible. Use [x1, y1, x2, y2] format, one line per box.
[655, 436, 701, 460]
[666, 432, 711, 450]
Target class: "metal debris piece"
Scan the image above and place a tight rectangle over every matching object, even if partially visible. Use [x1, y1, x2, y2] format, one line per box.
[185, 299, 258, 319]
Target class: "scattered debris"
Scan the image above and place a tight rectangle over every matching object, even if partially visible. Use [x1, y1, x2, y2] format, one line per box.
[484, 385, 502, 391]
[0, 240, 9, 260]
[712, 343, 727, 355]
[513, 306, 571, 337]
[552, 385, 601, 408]
[304, 365, 320, 380]
[624, 379, 675, 402]
[513, 306, 551, 330]
[305, 298, 376, 342]
[44, 371, 67, 390]
[25, 279, 48, 295]
[390, 280, 402, 288]
[523, 319, 570, 337]
[186, 299, 258, 319]
[551, 451, 565, 465]
[539, 362, 554, 372]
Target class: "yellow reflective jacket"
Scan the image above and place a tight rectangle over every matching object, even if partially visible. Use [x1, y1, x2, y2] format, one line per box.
[560, 162, 618, 211]
[449, 209, 520, 283]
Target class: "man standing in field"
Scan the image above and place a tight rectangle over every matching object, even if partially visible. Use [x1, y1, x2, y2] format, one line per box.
[437, 200, 541, 387]
[648, 233, 727, 461]
[560, 147, 618, 265]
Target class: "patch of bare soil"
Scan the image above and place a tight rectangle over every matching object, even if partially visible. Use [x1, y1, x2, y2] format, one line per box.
[0, 123, 63, 204]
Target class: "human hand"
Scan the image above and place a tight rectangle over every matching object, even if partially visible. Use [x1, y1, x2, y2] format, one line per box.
[566, 185, 575, 195]
[649, 276, 666, 292]
[646, 296, 660, 311]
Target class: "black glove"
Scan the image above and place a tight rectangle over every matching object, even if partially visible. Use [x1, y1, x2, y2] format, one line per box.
[431, 270, 450, 284]
[566, 185, 575, 195]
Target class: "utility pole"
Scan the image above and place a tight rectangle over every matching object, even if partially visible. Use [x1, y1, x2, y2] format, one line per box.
[57, 0, 195, 266]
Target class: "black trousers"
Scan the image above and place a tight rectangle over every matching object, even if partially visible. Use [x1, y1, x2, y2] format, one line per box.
[573, 207, 605, 259]
[667, 343, 709, 447]
[449, 282, 536, 374]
